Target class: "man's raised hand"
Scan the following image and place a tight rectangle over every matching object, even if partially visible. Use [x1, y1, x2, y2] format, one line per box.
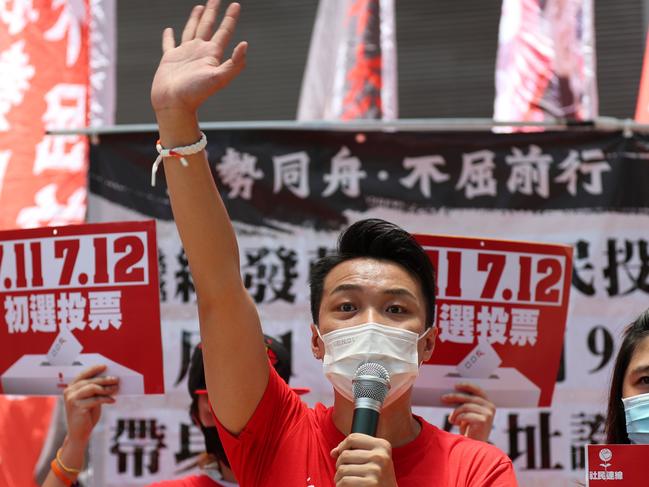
[151, 0, 247, 115]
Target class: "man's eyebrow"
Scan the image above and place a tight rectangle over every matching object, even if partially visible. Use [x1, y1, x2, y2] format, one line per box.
[329, 284, 417, 300]
[382, 288, 418, 300]
[628, 364, 649, 376]
[330, 284, 363, 295]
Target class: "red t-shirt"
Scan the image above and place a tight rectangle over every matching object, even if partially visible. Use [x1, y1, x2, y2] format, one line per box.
[147, 474, 226, 486]
[215, 367, 517, 486]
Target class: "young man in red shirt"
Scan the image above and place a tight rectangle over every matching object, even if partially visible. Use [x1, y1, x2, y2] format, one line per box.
[151, 2, 517, 485]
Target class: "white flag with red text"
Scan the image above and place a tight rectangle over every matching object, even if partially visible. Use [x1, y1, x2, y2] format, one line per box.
[297, 0, 397, 121]
[494, 0, 598, 124]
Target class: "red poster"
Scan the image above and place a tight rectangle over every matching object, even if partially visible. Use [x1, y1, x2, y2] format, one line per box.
[412, 234, 572, 407]
[0, 220, 163, 395]
[586, 444, 649, 485]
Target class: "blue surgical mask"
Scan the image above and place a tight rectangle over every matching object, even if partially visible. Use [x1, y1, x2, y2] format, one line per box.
[622, 392, 649, 444]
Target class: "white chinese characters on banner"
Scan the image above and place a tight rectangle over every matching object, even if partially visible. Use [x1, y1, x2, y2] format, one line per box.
[0, 150, 10, 197]
[4, 291, 121, 334]
[16, 185, 86, 229]
[45, 0, 86, 66]
[322, 146, 367, 198]
[216, 147, 263, 200]
[400, 156, 450, 198]
[273, 151, 310, 198]
[0, 41, 34, 131]
[34, 83, 87, 175]
[456, 150, 497, 199]
[0, 0, 38, 35]
[57, 292, 87, 331]
[0, 0, 91, 230]
[506, 145, 552, 198]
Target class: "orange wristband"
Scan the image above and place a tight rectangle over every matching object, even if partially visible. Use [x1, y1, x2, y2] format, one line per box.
[50, 458, 75, 486]
[56, 447, 82, 474]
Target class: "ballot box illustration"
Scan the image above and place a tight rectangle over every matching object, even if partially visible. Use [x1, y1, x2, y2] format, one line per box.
[412, 364, 541, 408]
[1, 353, 145, 395]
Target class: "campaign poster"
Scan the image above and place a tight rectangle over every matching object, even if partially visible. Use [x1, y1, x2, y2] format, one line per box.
[413, 234, 573, 408]
[0, 220, 163, 395]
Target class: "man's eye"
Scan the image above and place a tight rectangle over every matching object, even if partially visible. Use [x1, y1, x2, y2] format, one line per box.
[387, 305, 405, 314]
[639, 376, 649, 385]
[339, 303, 355, 312]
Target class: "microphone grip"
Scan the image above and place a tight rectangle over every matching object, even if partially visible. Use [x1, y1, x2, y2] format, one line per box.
[351, 407, 380, 436]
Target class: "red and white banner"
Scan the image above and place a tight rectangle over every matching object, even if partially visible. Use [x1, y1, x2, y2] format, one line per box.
[494, 0, 598, 124]
[0, 0, 91, 230]
[297, 0, 397, 121]
[0, 221, 163, 396]
[586, 444, 649, 485]
[414, 235, 572, 408]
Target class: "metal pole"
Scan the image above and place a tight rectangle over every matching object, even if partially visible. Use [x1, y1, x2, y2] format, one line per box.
[47, 117, 649, 136]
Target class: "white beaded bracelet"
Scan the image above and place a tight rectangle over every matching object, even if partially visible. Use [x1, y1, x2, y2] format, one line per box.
[151, 131, 208, 186]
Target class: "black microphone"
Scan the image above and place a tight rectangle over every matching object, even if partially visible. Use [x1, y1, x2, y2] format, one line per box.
[351, 362, 390, 436]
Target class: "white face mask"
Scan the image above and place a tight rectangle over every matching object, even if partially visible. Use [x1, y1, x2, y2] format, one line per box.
[318, 322, 429, 408]
[623, 392, 649, 444]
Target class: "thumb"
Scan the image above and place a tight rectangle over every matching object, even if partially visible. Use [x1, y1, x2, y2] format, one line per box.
[213, 42, 247, 86]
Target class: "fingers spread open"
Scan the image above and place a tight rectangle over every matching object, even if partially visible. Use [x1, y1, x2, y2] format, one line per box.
[230, 40, 247, 65]
[162, 28, 176, 53]
[181, 4, 205, 43]
[211, 2, 241, 59]
[210, 44, 246, 91]
[196, 0, 222, 40]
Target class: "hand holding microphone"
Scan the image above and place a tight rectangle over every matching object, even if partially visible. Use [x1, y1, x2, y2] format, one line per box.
[331, 362, 398, 486]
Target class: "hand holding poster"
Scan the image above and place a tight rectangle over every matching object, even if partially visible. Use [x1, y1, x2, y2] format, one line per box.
[0, 221, 163, 395]
[413, 234, 573, 408]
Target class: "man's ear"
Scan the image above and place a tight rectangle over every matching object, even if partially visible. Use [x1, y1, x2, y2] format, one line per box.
[311, 323, 324, 360]
[420, 326, 437, 363]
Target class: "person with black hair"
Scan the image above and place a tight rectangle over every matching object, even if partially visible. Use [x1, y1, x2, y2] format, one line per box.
[150, 1, 516, 485]
[149, 336, 304, 487]
[605, 308, 649, 444]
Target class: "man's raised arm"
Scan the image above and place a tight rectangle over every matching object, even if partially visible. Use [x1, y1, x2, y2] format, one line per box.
[150, 1, 268, 434]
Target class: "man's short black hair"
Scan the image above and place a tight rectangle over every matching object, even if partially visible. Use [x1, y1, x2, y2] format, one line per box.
[309, 218, 436, 328]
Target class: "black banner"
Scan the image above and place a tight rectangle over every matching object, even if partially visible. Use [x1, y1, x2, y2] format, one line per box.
[90, 129, 649, 231]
